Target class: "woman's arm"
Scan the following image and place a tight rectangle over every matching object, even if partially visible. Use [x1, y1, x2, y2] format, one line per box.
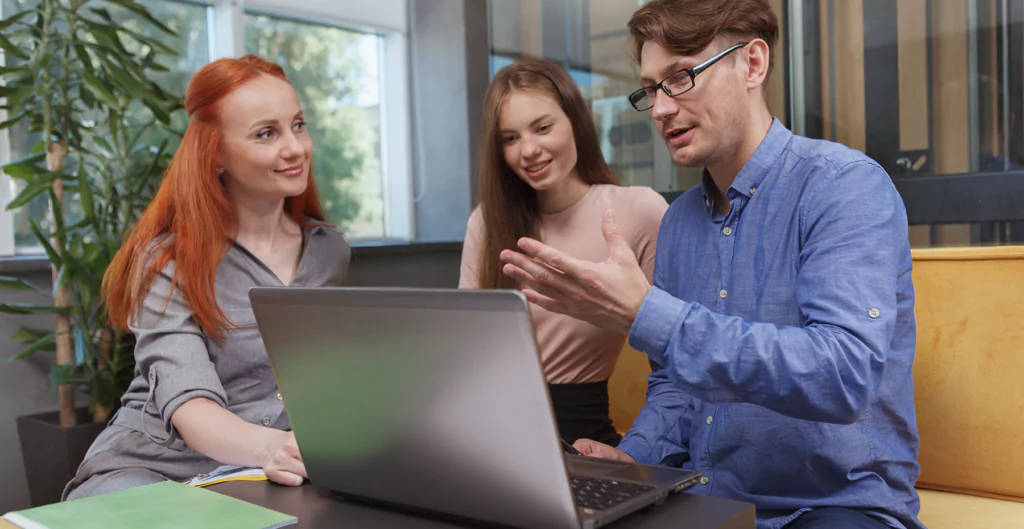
[172, 398, 305, 485]
[130, 259, 303, 485]
[458, 208, 485, 288]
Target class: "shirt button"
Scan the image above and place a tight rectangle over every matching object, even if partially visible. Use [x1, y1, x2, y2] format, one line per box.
[706, 415, 713, 425]
[868, 308, 880, 319]
[276, 392, 283, 401]
[722, 227, 732, 236]
[700, 476, 709, 485]
[719, 289, 728, 299]
[749, 186, 757, 194]
[261, 416, 271, 426]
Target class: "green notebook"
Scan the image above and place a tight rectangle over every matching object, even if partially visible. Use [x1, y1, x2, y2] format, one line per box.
[2, 481, 296, 529]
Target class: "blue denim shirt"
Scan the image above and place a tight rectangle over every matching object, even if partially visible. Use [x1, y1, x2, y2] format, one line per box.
[619, 120, 922, 529]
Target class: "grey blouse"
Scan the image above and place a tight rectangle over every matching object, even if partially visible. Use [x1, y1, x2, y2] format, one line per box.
[66, 224, 350, 492]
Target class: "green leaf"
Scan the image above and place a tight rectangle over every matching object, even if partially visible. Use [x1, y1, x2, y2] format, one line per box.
[0, 9, 35, 33]
[12, 327, 53, 344]
[29, 220, 63, 269]
[0, 85, 27, 98]
[77, 168, 96, 223]
[114, 25, 178, 57]
[81, 72, 119, 108]
[73, 44, 95, 74]
[106, 0, 176, 36]
[55, 242, 99, 289]
[6, 172, 58, 210]
[0, 111, 28, 130]
[0, 65, 30, 75]
[0, 275, 49, 296]
[2, 153, 46, 179]
[47, 187, 66, 239]
[73, 328, 88, 366]
[0, 30, 29, 60]
[99, 58, 145, 95]
[141, 97, 171, 125]
[92, 135, 113, 155]
[48, 363, 89, 392]
[51, 261, 68, 295]
[87, 7, 116, 25]
[0, 303, 71, 315]
[1, 85, 35, 109]
[8, 332, 57, 362]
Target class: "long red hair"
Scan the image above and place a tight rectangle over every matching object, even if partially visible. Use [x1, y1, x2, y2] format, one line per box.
[103, 54, 325, 341]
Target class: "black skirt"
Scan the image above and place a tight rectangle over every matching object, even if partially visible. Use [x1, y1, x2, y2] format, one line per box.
[547, 380, 621, 447]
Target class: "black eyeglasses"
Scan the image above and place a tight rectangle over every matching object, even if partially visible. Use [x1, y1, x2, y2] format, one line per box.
[628, 42, 749, 111]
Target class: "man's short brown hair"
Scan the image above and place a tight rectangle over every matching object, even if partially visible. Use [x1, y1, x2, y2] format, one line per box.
[628, 0, 780, 76]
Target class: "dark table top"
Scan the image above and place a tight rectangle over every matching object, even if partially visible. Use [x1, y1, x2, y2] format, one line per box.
[210, 480, 755, 529]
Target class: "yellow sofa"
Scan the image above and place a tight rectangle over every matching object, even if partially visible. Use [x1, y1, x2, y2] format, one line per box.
[608, 246, 1024, 529]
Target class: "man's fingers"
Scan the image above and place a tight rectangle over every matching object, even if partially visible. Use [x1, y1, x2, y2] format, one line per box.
[602, 209, 637, 263]
[500, 252, 572, 294]
[573, 439, 602, 456]
[520, 288, 569, 314]
[517, 237, 585, 277]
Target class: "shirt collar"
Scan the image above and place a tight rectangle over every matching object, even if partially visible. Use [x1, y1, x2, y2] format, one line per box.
[700, 117, 792, 213]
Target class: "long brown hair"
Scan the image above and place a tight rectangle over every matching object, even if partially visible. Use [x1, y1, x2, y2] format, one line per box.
[477, 58, 618, 289]
[103, 54, 326, 341]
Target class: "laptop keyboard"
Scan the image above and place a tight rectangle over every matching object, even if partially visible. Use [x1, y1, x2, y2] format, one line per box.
[570, 475, 655, 511]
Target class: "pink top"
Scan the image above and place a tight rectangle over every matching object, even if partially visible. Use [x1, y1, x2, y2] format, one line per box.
[459, 184, 669, 384]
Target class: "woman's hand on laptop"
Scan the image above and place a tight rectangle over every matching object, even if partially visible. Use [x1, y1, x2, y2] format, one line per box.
[260, 430, 308, 486]
[573, 439, 636, 463]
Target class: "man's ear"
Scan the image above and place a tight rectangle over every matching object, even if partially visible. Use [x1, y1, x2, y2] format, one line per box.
[745, 39, 771, 91]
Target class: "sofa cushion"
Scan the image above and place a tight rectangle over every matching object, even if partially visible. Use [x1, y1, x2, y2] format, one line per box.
[912, 247, 1024, 501]
[608, 344, 649, 434]
[917, 488, 1024, 529]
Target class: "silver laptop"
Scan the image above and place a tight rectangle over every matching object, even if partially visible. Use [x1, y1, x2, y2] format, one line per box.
[250, 287, 701, 529]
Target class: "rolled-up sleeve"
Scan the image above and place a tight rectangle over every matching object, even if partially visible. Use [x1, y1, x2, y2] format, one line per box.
[131, 261, 226, 439]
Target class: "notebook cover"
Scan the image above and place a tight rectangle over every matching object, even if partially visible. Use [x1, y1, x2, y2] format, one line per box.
[2, 481, 296, 529]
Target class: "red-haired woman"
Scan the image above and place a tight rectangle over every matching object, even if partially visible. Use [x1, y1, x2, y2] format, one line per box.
[63, 55, 350, 500]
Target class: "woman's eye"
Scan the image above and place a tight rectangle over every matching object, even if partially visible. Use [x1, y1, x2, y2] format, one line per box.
[293, 121, 306, 132]
[538, 124, 551, 133]
[256, 129, 274, 139]
[502, 135, 517, 144]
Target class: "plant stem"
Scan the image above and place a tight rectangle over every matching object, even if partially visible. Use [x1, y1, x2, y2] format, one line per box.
[40, 0, 76, 428]
[93, 326, 113, 423]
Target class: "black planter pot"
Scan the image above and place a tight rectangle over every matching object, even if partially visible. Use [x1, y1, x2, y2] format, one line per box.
[16, 407, 108, 507]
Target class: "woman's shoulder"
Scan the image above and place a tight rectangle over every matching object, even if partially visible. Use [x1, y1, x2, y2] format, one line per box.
[593, 184, 667, 207]
[589, 185, 667, 241]
[465, 205, 485, 238]
[590, 185, 668, 219]
[306, 223, 352, 265]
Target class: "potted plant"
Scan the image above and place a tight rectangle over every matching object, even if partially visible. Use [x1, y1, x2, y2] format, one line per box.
[0, 0, 181, 506]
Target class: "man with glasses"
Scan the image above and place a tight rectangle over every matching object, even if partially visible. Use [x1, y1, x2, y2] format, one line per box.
[498, 1, 923, 528]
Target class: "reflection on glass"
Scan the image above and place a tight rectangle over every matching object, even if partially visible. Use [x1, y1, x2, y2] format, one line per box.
[245, 15, 384, 239]
[803, 0, 1024, 247]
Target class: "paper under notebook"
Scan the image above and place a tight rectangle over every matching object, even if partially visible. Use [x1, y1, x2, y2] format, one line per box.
[183, 465, 268, 487]
[2, 481, 295, 529]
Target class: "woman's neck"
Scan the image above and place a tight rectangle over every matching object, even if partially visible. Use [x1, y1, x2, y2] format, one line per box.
[232, 195, 298, 252]
[537, 173, 592, 214]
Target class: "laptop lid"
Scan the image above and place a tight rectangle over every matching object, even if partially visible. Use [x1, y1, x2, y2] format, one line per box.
[250, 287, 581, 529]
